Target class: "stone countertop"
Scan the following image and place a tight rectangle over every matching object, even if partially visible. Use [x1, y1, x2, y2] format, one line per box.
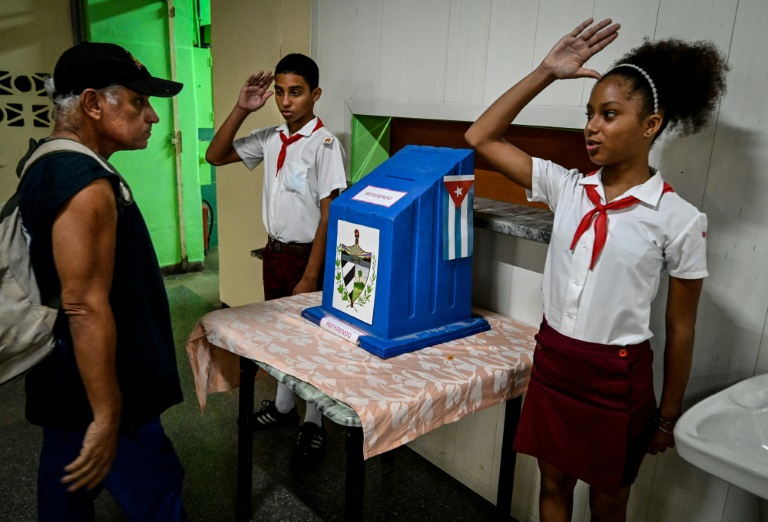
[473, 197, 553, 244]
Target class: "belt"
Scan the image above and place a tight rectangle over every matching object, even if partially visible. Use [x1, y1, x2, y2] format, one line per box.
[267, 236, 313, 254]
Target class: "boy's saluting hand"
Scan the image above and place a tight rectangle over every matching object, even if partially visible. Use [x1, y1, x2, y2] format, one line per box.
[238, 70, 274, 112]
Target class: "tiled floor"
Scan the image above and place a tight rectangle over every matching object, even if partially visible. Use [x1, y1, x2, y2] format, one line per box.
[0, 249, 499, 521]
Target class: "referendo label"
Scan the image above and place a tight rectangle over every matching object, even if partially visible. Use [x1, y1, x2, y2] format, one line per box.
[352, 185, 406, 207]
[319, 317, 364, 344]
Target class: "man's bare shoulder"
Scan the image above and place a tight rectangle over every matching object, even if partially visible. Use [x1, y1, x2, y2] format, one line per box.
[56, 178, 117, 222]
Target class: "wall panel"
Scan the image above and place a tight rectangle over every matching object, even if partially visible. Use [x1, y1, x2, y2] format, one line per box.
[378, 0, 416, 103]
[530, 0, 595, 108]
[482, 0, 540, 105]
[349, 0, 382, 102]
[313, 0, 354, 150]
[701, 0, 768, 385]
[646, 452, 730, 522]
[722, 486, 759, 522]
[408, 0, 451, 103]
[649, 0, 739, 208]
[444, 0, 492, 104]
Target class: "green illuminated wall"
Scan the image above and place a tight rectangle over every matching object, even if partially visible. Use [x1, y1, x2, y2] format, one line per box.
[86, 0, 208, 268]
[350, 115, 391, 183]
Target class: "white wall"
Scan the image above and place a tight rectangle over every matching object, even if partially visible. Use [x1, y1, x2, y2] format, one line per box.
[313, 0, 768, 520]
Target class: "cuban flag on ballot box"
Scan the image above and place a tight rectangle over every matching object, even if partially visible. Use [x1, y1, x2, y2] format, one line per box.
[442, 174, 475, 260]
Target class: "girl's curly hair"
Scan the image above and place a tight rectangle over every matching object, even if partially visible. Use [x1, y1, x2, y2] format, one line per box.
[602, 38, 729, 137]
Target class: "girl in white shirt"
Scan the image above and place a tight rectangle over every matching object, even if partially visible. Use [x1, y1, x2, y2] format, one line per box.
[466, 18, 728, 521]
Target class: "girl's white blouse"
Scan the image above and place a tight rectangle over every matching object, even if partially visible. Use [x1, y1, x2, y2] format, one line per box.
[529, 158, 708, 345]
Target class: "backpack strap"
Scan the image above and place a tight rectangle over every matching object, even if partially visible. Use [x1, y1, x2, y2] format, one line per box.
[20, 138, 116, 179]
[19, 138, 134, 208]
[15, 138, 40, 179]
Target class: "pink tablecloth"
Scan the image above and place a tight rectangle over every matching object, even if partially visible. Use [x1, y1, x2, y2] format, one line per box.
[186, 292, 537, 459]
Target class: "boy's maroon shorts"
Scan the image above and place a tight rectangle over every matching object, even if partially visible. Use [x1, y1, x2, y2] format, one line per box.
[261, 241, 323, 301]
[513, 318, 656, 497]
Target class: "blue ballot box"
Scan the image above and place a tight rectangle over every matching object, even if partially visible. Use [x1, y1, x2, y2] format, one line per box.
[302, 145, 489, 358]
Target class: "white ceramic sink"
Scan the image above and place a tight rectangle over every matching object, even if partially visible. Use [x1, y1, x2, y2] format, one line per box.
[676, 373, 768, 499]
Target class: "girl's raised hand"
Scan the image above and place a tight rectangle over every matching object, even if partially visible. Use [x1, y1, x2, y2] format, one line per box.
[542, 18, 620, 81]
[238, 71, 274, 112]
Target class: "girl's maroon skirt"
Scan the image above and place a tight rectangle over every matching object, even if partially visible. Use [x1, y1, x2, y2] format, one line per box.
[513, 319, 657, 497]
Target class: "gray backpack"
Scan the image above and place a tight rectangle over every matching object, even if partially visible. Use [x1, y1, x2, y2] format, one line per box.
[0, 139, 115, 384]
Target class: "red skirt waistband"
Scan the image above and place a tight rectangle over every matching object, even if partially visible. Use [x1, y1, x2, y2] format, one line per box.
[536, 317, 651, 359]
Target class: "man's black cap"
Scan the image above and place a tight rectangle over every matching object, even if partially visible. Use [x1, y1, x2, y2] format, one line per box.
[53, 42, 183, 98]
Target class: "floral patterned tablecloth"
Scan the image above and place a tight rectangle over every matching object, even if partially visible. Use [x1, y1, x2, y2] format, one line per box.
[186, 292, 538, 459]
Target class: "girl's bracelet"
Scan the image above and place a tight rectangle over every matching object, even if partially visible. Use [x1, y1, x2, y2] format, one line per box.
[655, 412, 677, 434]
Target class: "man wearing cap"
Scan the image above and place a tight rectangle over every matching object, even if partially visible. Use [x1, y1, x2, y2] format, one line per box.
[18, 42, 188, 521]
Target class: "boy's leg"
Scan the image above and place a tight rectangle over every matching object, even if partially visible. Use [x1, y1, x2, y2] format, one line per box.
[262, 243, 291, 300]
[275, 382, 297, 413]
[258, 245, 303, 428]
[291, 424, 327, 467]
[253, 384, 300, 429]
[261, 244, 326, 461]
[38, 427, 102, 522]
[262, 242, 324, 300]
[262, 244, 314, 300]
[304, 402, 322, 427]
[103, 417, 188, 522]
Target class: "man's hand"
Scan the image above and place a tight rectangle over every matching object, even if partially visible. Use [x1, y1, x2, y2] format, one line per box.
[237, 71, 274, 113]
[61, 420, 119, 491]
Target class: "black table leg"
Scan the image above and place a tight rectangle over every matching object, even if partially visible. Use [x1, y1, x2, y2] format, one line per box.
[236, 358, 257, 522]
[345, 426, 365, 521]
[495, 395, 522, 521]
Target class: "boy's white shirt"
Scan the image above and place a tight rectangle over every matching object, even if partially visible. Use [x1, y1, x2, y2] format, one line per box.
[233, 116, 347, 244]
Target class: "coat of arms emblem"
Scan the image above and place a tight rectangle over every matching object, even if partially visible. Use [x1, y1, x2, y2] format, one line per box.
[333, 221, 379, 324]
[336, 229, 375, 308]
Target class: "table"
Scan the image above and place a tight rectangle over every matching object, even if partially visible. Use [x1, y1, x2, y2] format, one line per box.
[186, 292, 537, 521]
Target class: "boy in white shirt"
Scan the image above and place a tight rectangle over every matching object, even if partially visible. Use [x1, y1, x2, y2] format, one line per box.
[207, 54, 347, 465]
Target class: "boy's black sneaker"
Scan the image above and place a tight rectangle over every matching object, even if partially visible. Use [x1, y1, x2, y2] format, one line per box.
[290, 423, 327, 467]
[252, 400, 299, 430]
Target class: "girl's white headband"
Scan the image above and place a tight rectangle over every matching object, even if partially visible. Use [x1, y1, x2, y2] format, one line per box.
[611, 63, 659, 114]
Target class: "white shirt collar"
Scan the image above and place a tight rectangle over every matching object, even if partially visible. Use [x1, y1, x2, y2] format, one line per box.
[275, 116, 319, 138]
[578, 167, 668, 206]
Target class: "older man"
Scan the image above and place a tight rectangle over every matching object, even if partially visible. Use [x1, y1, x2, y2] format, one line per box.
[18, 42, 187, 521]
